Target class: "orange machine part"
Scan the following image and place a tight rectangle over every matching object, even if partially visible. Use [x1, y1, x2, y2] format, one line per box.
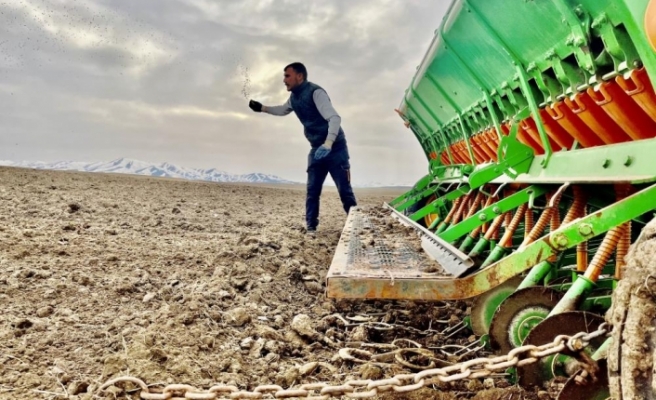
[466, 142, 479, 164]
[444, 151, 454, 165]
[440, 151, 450, 165]
[647, 0, 656, 51]
[564, 91, 632, 144]
[477, 131, 498, 161]
[537, 108, 576, 149]
[478, 134, 495, 161]
[423, 68, 656, 165]
[469, 138, 487, 163]
[471, 140, 485, 163]
[452, 142, 466, 164]
[470, 135, 487, 162]
[518, 124, 545, 154]
[444, 145, 456, 164]
[446, 151, 456, 165]
[475, 136, 494, 162]
[587, 81, 656, 140]
[485, 129, 501, 160]
[545, 101, 605, 148]
[520, 117, 560, 151]
[616, 67, 656, 123]
[503, 121, 544, 154]
[452, 142, 465, 164]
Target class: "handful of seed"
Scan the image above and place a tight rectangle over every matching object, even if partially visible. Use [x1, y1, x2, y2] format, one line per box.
[239, 64, 251, 99]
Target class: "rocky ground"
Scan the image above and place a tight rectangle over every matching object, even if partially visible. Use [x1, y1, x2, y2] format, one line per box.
[0, 167, 547, 399]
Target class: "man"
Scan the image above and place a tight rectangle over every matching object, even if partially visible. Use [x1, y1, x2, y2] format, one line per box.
[248, 62, 357, 234]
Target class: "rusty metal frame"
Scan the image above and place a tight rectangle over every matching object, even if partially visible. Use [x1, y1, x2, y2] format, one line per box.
[326, 183, 656, 301]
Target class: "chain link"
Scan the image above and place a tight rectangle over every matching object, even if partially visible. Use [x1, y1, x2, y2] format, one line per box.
[98, 323, 609, 399]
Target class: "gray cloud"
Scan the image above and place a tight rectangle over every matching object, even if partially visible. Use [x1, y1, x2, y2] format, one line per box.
[0, 0, 449, 185]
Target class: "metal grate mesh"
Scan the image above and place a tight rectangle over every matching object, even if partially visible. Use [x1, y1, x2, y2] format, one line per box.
[343, 208, 433, 271]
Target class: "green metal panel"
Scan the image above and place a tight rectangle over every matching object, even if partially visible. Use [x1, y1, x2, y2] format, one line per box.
[495, 138, 656, 184]
[469, 0, 578, 66]
[407, 96, 439, 136]
[424, 50, 484, 118]
[399, 0, 656, 162]
[415, 82, 453, 127]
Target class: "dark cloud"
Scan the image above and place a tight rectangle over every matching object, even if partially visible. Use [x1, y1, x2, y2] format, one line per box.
[0, 0, 449, 185]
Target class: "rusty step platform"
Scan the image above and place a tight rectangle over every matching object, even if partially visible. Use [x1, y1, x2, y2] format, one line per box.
[326, 205, 473, 301]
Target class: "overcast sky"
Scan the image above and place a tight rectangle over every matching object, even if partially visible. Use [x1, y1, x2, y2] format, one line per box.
[0, 0, 449, 185]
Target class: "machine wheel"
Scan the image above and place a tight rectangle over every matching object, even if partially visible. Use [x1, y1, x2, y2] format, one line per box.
[607, 219, 656, 399]
[517, 311, 606, 389]
[488, 287, 564, 354]
[403, 193, 439, 228]
[470, 276, 524, 336]
[421, 194, 439, 227]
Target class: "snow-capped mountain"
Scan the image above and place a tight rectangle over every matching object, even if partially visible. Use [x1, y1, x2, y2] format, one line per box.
[85, 158, 154, 173]
[0, 158, 299, 185]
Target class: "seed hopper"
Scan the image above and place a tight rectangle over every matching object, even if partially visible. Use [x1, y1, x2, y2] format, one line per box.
[327, 0, 656, 397]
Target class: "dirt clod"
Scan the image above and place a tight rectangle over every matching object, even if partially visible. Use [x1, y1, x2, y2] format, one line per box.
[36, 306, 54, 317]
[225, 307, 252, 327]
[291, 314, 319, 340]
[359, 363, 384, 380]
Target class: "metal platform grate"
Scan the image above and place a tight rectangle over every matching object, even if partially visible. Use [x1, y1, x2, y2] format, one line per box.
[327, 206, 453, 290]
[344, 212, 424, 270]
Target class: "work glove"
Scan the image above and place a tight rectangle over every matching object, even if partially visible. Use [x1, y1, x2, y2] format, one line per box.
[249, 100, 262, 112]
[314, 140, 333, 160]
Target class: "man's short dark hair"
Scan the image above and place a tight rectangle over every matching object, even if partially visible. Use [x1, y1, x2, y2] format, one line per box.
[285, 62, 307, 80]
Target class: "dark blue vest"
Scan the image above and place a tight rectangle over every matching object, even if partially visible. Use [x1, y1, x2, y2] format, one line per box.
[290, 81, 345, 149]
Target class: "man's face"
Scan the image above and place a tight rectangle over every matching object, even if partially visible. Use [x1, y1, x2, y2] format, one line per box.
[283, 67, 304, 91]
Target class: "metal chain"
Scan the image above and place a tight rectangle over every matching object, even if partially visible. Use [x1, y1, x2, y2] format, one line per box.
[98, 323, 609, 400]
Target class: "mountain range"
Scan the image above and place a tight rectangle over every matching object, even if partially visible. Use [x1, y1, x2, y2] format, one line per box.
[0, 158, 413, 188]
[0, 158, 299, 185]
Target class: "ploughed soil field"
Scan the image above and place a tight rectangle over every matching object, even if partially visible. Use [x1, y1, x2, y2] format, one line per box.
[0, 167, 547, 400]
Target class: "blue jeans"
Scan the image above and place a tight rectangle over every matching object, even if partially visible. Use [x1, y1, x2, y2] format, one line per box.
[306, 146, 357, 229]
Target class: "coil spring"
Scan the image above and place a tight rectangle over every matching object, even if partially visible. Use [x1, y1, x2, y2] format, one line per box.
[503, 212, 512, 228]
[442, 197, 462, 225]
[465, 191, 485, 219]
[615, 222, 631, 279]
[524, 208, 534, 239]
[585, 226, 624, 282]
[484, 212, 506, 241]
[576, 204, 590, 272]
[550, 205, 561, 231]
[522, 190, 565, 247]
[562, 186, 586, 225]
[472, 194, 496, 238]
[452, 192, 476, 225]
[615, 184, 634, 278]
[500, 204, 528, 247]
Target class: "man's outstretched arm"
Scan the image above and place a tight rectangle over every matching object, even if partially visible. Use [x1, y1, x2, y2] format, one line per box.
[249, 98, 293, 116]
[263, 98, 293, 116]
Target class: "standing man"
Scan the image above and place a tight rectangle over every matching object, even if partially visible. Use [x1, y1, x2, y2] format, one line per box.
[248, 62, 357, 234]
